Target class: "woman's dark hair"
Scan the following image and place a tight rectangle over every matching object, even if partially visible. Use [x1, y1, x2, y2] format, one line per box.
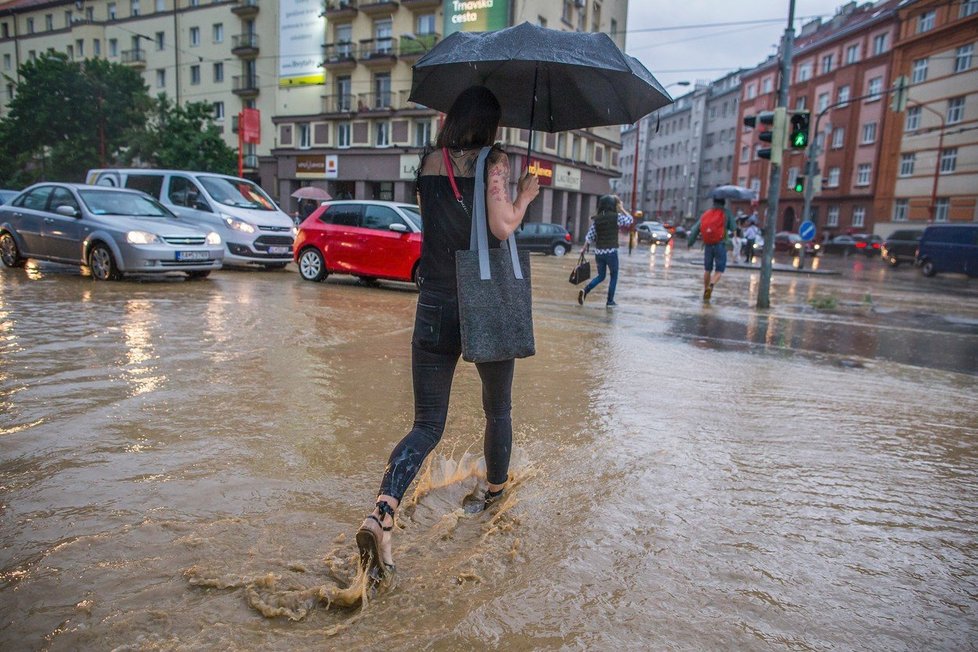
[597, 194, 617, 213]
[435, 86, 502, 149]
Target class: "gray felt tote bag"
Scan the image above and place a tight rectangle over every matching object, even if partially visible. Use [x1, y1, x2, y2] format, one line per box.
[454, 147, 536, 363]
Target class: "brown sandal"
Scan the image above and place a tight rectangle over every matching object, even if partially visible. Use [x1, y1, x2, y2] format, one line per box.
[356, 500, 395, 582]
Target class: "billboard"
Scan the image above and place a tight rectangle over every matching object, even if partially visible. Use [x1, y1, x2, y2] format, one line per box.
[444, 0, 510, 36]
[279, 0, 325, 86]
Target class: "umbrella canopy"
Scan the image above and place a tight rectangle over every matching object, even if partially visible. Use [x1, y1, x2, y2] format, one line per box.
[291, 186, 332, 201]
[710, 185, 757, 201]
[409, 22, 673, 133]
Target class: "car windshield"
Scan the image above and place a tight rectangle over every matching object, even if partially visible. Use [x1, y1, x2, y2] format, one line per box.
[199, 176, 277, 211]
[79, 190, 174, 218]
[399, 204, 423, 230]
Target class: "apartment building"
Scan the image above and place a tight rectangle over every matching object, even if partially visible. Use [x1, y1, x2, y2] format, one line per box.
[0, 0, 628, 227]
[875, 0, 978, 232]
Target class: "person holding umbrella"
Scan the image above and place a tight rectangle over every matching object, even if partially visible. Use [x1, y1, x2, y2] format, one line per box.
[354, 85, 539, 586]
[687, 196, 737, 302]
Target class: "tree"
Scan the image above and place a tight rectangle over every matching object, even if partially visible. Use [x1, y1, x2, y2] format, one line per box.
[124, 95, 237, 174]
[0, 52, 150, 186]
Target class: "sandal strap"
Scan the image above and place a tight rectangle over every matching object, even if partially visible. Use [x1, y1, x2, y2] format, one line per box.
[366, 514, 392, 531]
[372, 500, 396, 531]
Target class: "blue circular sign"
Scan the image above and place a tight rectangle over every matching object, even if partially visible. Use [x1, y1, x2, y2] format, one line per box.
[799, 220, 816, 242]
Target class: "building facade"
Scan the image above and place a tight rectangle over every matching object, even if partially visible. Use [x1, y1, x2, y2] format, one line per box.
[0, 0, 628, 236]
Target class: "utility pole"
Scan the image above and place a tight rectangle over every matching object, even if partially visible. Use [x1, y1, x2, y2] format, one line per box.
[757, 0, 796, 310]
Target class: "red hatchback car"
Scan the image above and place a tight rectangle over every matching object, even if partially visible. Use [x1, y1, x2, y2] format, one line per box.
[294, 200, 423, 286]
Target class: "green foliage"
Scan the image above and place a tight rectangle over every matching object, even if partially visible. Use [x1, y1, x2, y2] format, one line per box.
[0, 52, 150, 186]
[123, 95, 237, 174]
[809, 295, 838, 311]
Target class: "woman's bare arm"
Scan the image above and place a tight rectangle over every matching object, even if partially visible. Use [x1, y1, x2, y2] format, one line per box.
[486, 153, 539, 241]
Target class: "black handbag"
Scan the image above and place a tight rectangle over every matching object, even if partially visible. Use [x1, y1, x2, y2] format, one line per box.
[448, 147, 535, 363]
[568, 250, 591, 285]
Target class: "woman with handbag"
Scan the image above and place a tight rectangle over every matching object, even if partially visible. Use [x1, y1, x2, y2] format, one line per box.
[354, 85, 539, 585]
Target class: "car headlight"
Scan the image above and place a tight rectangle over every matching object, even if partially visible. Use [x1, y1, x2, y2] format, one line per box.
[292, 226, 299, 237]
[794, 242, 801, 249]
[813, 244, 821, 250]
[206, 231, 222, 245]
[126, 230, 161, 245]
[222, 214, 256, 234]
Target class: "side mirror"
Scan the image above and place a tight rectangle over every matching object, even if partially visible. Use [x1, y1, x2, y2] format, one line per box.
[56, 205, 79, 217]
[389, 223, 409, 233]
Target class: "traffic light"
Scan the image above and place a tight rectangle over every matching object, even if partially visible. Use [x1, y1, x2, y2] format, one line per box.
[788, 111, 810, 149]
[792, 175, 805, 193]
[744, 108, 786, 165]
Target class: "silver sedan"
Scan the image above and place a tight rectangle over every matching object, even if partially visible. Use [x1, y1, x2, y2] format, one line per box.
[0, 183, 224, 280]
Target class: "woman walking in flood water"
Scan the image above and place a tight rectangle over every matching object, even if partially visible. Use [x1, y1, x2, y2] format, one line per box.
[354, 85, 539, 584]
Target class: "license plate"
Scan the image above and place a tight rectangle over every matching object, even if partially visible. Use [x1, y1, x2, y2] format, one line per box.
[267, 246, 290, 255]
[176, 251, 210, 261]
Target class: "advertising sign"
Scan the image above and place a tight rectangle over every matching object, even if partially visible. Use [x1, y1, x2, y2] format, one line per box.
[443, 0, 510, 36]
[553, 164, 581, 191]
[279, 0, 325, 86]
[240, 108, 261, 144]
[400, 154, 422, 180]
[325, 154, 339, 179]
[296, 154, 326, 179]
[527, 159, 553, 187]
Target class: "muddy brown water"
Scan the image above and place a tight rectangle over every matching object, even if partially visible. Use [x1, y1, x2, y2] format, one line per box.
[2, 249, 977, 650]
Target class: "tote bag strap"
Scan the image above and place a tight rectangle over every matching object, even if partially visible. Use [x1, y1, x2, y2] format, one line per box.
[469, 147, 524, 281]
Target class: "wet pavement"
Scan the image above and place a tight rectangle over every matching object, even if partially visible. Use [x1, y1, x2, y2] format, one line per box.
[1, 247, 976, 650]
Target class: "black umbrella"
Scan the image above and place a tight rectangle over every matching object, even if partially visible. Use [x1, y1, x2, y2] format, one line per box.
[410, 22, 673, 159]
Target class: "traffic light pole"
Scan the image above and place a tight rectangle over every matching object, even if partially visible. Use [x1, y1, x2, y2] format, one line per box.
[757, 0, 796, 310]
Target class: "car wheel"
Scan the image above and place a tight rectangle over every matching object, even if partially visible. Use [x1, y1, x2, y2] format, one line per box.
[412, 262, 421, 291]
[0, 231, 25, 268]
[298, 247, 327, 281]
[552, 243, 568, 256]
[920, 260, 936, 277]
[186, 270, 211, 280]
[88, 243, 121, 281]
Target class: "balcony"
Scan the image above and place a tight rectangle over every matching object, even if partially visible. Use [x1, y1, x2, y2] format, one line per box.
[323, 94, 356, 114]
[359, 38, 396, 67]
[232, 75, 260, 97]
[230, 0, 259, 17]
[120, 48, 146, 68]
[324, 0, 357, 21]
[401, 0, 439, 9]
[356, 91, 396, 112]
[322, 42, 357, 71]
[242, 154, 259, 169]
[360, 0, 398, 16]
[231, 33, 259, 57]
[398, 33, 439, 62]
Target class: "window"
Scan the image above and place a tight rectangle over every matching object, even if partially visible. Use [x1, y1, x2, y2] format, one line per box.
[27, 17, 34, 33]
[740, 145, 749, 163]
[856, 163, 871, 186]
[213, 23, 223, 43]
[827, 167, 841, 187]
[872, 33, 888, 56]
[762, 77, 773, 93]
[591, 1, 601, 31]
[862, 122, 877, 144]
[156, 69, 165, 88]
[131, 0, 140, 16]
[947, 96, 965, 124]
[749, 177, 761, 192]
[832, 127, 845, 149]
[818, 92, 830, 112]
[562, 0, 573, 22]
[955, 44, 974, 73]
[77, 40, 85, 57]
[336, 76, 351, 111]
[109, 39, 118, 56]
[852, 206, 865, 228]
[845, 44, 860, 64]
[66, 44, 74, 59]
[867, 77, 883, 101]
[795, 95, 807, 110]
[298, 124, 311, 149]
[838, 85, 850, 105]
[415, 120, 432, 147]
[899, 153, 916, 176]
[190, 64, 200, 85]
[190, 27, 200, 47]
[893, 199, 908, 222]
[337, 122, 351, 148]
[940, 148, 958, 173]
[374, 73, 391, 108]
[827, 206, 839, 226]
[3, 54, 10, 71]
[374, 18, 393, 54]
[935, 198, 949, 222]
[906, 106, 921, 131]
[154, 31, 164, 50]
[107, 3, 116, 19]
[336, 24, 352, 58]
[821, 53, 834, 74]
[93, 39, 101, 56]
[417, 13, 436, 35]
[156, 0, 164, 10]
[375, 121, 390, 147]
[964, 0, 978, 18]
[911, 58, 928, 83]
[746, 83, 757, 99]
[213, 102, 224, 120]
[917, 10, 935, 33]
[213, 62, 223, 82]
[537, 15, 547, 28]
[45, 14, 53, 30]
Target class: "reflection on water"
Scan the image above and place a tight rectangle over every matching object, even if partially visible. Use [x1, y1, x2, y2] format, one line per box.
[0, 256, 976, 650]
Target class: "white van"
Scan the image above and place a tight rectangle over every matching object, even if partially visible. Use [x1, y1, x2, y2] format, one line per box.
[86, 169, 295, 269]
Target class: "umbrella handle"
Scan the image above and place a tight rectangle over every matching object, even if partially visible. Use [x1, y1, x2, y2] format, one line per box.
[524, 65, 539, 171]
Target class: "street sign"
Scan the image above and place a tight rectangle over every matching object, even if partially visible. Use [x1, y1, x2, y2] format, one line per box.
[799, 220, 816, 242]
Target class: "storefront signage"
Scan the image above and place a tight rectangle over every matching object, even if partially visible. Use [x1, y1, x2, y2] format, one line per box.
[443, 0, 510, 36]
[279, 0, 325, 86]
[400, 154, 422, 180]
[297, 154, 326, 179]
[553, 164, 581, 191]
[527, 159, 553, 187]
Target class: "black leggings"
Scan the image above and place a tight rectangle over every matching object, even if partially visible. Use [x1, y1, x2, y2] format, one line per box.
[378, 293, 515, 502]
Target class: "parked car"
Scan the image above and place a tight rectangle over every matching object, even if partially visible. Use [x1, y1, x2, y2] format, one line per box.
[821, 233, 881, 256]
[515, 222, 573, 255]
[635, 220, 672, 245]
[293, 200, 423, 286]
[774, 231, 821, 256]
[86, 168, 295, 269]
[0, 189, 19, 205]
[0, 183, 223, 280]
[916, 224, 978, 277]
[881, 228, 924, 266]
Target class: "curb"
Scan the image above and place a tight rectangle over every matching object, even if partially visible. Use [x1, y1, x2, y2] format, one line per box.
[684, 258, 840, 275]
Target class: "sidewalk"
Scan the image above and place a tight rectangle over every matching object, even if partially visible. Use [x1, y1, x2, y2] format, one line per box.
[683, 256, 840, 275]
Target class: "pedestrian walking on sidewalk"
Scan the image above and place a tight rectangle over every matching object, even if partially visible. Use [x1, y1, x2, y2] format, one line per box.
[743, 221, 761, 264]
[687, 198, 737, 302]
[353, 85, 540, 587]
[577, 195, 633, 307]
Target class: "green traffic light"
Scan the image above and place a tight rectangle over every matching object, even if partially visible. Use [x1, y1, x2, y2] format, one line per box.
[793, 181, 804, 192]
[792, 132, 808, 148]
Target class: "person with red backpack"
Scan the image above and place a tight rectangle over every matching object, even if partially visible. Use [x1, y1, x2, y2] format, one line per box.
[687, 198, 737, 302]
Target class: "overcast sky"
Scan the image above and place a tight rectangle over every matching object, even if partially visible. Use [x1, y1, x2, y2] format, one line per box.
[625, 0, 856, 93]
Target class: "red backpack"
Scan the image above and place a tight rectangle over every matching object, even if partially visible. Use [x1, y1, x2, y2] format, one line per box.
[700, 209, 726, 245]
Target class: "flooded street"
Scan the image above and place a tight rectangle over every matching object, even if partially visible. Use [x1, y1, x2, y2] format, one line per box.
[2, 249, 977, 651]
